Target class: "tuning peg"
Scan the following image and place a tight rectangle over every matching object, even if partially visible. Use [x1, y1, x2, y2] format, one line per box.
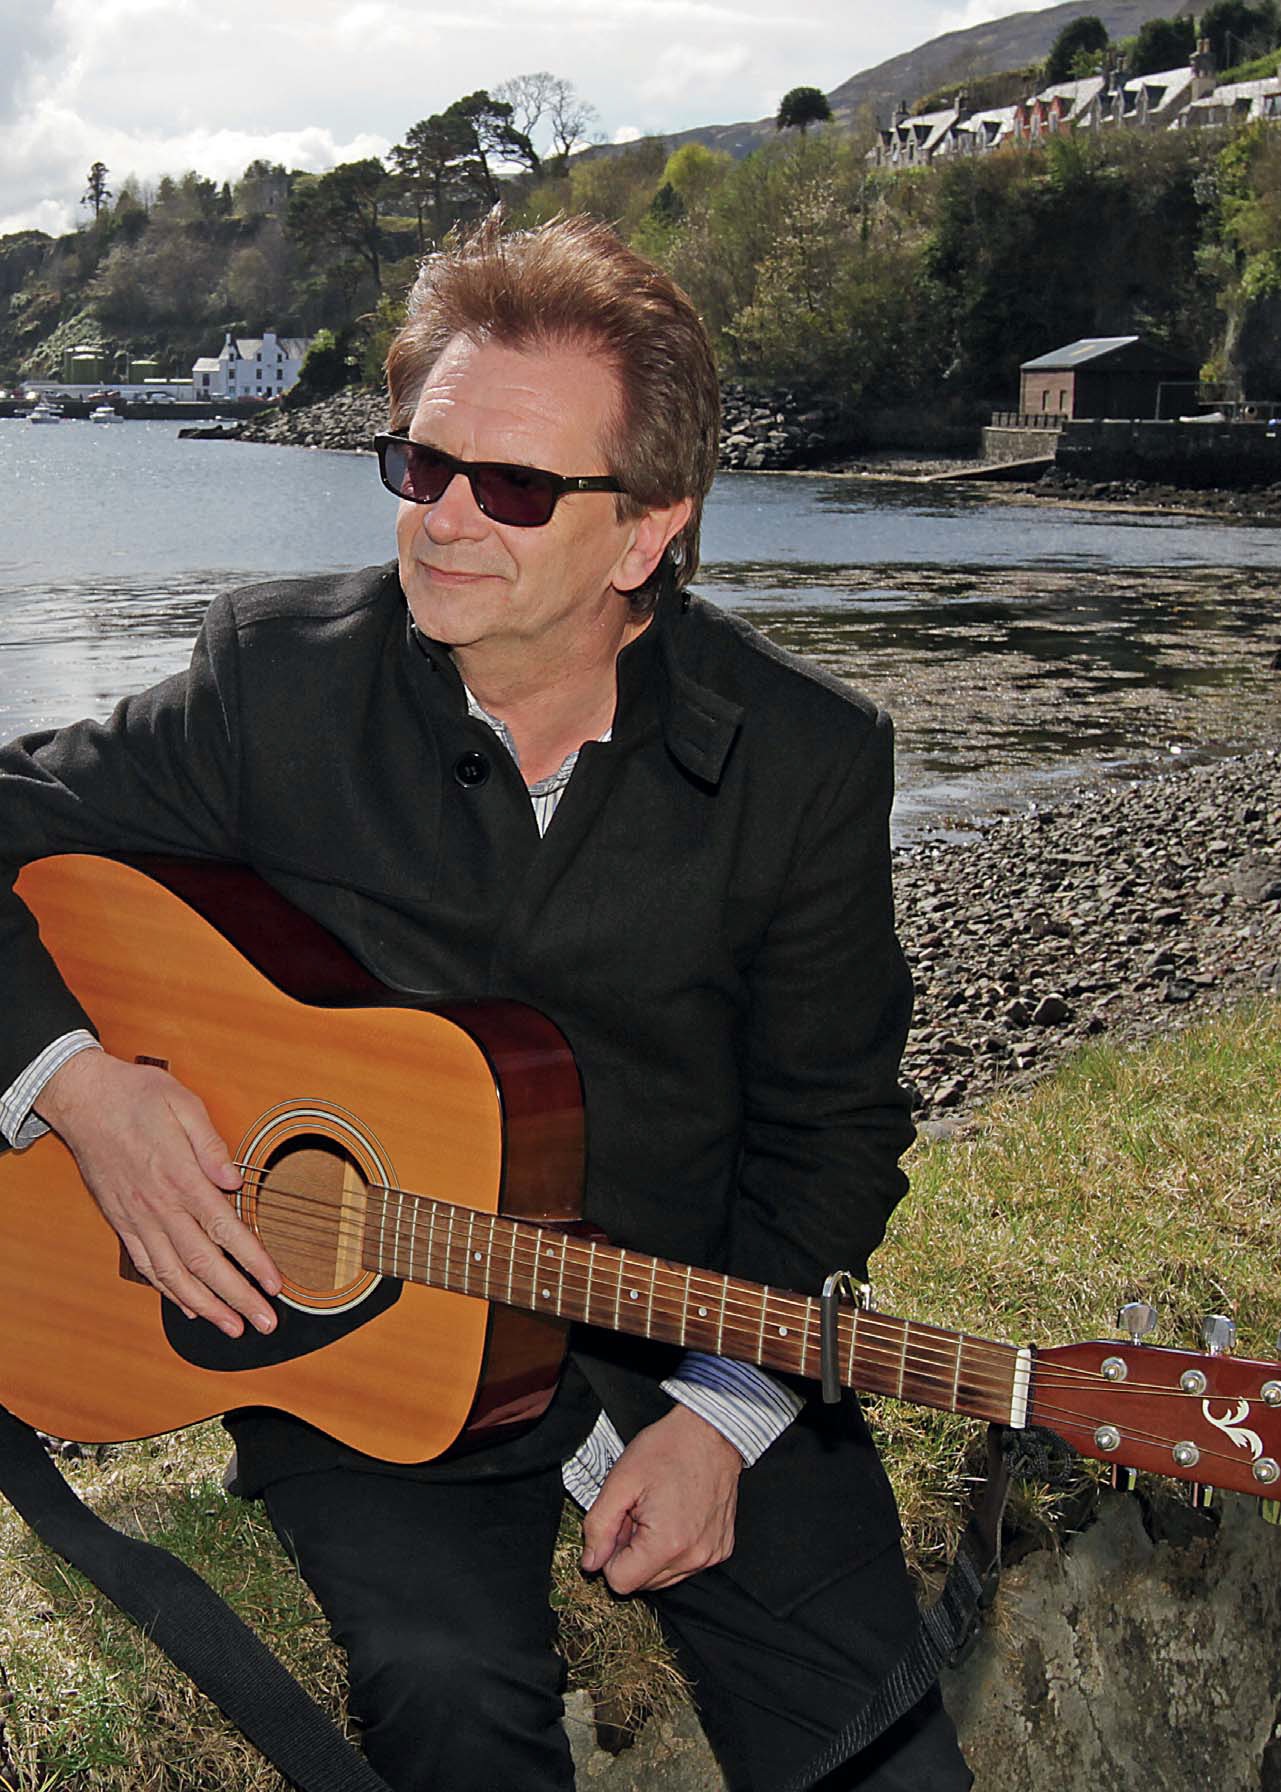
[1110, 1464, 1137, 1494]
[1189, 1482, 1215, 1512]
[1118, 1301, 1158, 1343]
[1262, 1500, 1280, 1526]
[1199, 1314, 1236, 1356]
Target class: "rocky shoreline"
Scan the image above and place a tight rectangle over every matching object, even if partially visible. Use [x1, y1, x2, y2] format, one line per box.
[230, 380, 845, 472]
[896, 749, 1281, 1126]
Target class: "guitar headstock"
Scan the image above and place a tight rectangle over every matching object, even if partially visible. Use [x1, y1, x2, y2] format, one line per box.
[1029, 1339, 1281, 1497]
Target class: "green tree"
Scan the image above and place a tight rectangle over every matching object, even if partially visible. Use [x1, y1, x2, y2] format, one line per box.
[1045, 16, 1108, 82]
[724, 137, 943, 406]
[1128, 16, 1196, 74]
[661, 142, 732, 210]
[288, 158, 389, 296]
[1200, 0, 1279, 70]
[391, 112, 477, 249]
[450, 91, 539, 203]
[81, 161, 111, 221]
[775, 86, 832, 134]
[567, 136, 668, 232]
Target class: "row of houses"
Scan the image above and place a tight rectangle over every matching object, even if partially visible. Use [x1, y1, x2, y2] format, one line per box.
[871, 45, 1281, 169]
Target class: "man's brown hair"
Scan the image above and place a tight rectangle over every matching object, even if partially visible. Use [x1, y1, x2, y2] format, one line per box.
[385, 212, 720, 609]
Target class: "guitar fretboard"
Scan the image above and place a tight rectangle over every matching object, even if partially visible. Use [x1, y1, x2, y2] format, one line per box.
[362, 1190, 1025, 1426]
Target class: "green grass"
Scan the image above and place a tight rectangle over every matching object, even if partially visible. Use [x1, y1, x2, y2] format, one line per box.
[1217, 48, 1281, 83]
[2, 1001, 1278, 1783]
[872, 999, 1281, 1574]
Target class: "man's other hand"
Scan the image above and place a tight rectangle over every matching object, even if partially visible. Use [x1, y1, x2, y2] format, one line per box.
[34, 1050, 281, 1337]
[580, 1402, 744, 1594]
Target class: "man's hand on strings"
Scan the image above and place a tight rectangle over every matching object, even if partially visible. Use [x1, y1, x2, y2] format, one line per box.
[35, 1049, 281, 1337]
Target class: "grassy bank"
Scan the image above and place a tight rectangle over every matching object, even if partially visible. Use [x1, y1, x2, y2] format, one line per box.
[2, 1001, 1278, 1787]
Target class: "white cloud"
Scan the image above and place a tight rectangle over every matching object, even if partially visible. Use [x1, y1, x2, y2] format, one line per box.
[637, 43, 753, 105]
[934, 0, 1052, 33]
[612, 125, 642, 143]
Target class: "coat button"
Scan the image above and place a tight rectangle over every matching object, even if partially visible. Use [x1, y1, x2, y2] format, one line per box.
[453, 751, 490, 788]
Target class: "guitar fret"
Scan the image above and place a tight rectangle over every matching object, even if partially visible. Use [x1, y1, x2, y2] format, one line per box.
[426, 1202, 438, 1291]
[394, 1190, 406, 1278]
[715, 1276, 727, 1353]
[757, 1286, 769, 1363]
[951, 1336, 963, 1411]
[846, 1306, 856, 1388]
[407, 1194, 419, 1282]
[446, 1207, 457, 1294]
[555, 1236, 567, 1313]
[800, 1298, 814, 1380]
[377, 1189, 390, 1274]
[506, 1219, 516, 1305]
[615, 1250, 626, 1329]
[585, 1240, 597, 1326]
[680, 1264, 692, 1347]
[480, 1213, 493, 1298]
[645, 1260, 657, 1338]
[897, 1320, 909, 1398]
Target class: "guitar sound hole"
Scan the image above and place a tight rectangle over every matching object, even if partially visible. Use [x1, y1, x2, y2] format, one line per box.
[255, 1134, 372, 1303]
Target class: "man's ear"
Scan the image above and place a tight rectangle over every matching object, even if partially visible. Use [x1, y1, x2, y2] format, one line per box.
[613, 497, 693, 595]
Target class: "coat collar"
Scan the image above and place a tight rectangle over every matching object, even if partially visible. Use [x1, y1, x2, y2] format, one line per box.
[401, 565, 743, 788]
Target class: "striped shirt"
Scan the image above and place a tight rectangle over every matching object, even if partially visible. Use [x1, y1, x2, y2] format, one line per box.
[0, 693, 804, 1501]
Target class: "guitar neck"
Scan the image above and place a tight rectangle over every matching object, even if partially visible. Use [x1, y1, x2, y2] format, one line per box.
[362, 1190, 1028, 1428]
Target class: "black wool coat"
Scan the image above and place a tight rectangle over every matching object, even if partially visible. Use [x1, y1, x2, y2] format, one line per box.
[0, 564, 915, 1611]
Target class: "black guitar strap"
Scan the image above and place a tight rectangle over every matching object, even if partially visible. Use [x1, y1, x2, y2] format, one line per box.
[0, 1403, 392, 1792]
[779, 1424, 1013, 1792]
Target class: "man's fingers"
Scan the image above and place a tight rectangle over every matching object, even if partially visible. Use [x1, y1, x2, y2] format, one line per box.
[124, 1200, 277, 1337]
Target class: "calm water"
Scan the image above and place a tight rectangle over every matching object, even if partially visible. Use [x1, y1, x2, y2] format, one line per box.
[3, 418, 1278, 839]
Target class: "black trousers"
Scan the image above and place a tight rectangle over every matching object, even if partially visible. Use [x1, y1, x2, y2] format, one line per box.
[263, 1462, 972, 1792]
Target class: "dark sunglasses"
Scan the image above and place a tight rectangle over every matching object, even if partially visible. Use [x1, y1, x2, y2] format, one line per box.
[374, 433, 625, 528]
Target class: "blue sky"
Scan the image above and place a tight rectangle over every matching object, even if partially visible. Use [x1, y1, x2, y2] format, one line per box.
[0, 0, 1062, 237]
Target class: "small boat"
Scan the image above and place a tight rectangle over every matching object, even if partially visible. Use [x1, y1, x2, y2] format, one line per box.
[27, 401, 62, 424]
[89, 405, 118, 422]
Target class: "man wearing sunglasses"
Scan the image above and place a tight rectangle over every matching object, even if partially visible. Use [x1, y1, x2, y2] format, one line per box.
[0, 216, 969, 1791]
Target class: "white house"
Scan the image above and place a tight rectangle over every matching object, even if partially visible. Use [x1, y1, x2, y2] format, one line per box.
[1105, 64, 1204, 130]
[1180, 76, 1281, 129]
[191, 330, 311, 401]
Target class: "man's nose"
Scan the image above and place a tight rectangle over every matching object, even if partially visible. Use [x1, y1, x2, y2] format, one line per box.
[422, 471, 487, 541]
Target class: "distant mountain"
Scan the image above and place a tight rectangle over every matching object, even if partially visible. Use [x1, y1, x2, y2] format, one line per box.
[616, 0, 1197, 159]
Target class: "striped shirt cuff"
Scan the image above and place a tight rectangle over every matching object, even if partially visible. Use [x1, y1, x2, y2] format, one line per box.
[561, 1353, 805, 1510]
[0, 1031, 102, 1148]
[662, 1353, 804, 1467]
[562, 1409, 625, 1510]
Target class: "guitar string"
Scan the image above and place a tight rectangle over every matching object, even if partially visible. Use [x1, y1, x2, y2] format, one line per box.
[233, 1165, 1023, 1379]
[227, 1169, 1275, 1432]
[232, 1167, 1271, 1398]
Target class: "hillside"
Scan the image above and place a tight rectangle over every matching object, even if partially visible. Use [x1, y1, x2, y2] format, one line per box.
[615, 0, 1198, 158]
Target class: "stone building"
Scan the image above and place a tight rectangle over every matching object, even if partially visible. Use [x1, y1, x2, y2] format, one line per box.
[1019, 336, 1200, 420]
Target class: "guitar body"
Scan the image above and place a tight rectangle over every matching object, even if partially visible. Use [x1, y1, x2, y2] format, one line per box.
[0, 855, 584, 1462]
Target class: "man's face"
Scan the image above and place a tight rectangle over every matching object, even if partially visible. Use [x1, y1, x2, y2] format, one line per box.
[394, 334, 657, 661]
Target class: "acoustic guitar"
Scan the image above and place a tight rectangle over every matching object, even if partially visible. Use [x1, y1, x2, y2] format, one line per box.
[3, 854, 1279, 1499]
